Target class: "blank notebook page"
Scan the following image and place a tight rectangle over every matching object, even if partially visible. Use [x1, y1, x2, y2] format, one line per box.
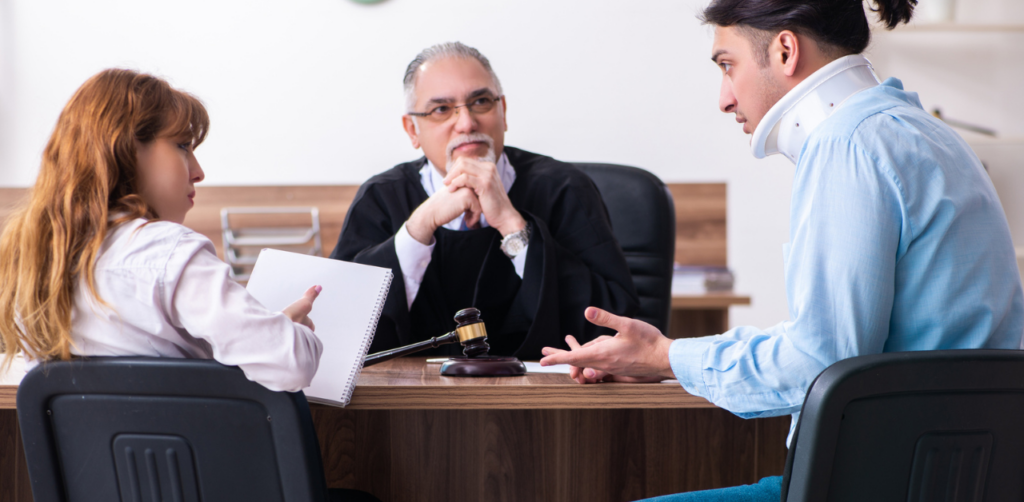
[246, 249, 392, 406]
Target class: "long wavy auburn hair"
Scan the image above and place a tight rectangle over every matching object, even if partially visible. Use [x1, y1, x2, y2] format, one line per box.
[0, 69, 209, 369]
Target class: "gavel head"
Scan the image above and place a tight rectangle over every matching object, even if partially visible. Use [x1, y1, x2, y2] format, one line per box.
[453, 307, 490, 358]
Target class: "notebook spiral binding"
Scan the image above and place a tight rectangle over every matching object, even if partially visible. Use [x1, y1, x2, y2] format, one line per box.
[341, 270, 393, 406]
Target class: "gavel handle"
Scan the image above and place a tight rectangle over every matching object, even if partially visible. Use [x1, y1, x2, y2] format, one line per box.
[363, 331, 460, 367]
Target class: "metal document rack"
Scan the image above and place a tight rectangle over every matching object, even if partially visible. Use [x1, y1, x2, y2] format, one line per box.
[220, 207, 322, 282]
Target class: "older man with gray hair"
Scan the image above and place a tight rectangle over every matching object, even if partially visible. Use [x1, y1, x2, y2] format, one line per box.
[331, 42, 638, 359]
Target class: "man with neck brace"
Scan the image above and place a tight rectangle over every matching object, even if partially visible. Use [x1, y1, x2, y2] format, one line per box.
[331, 42, 638, 359]
[540, 0, 1023, 498]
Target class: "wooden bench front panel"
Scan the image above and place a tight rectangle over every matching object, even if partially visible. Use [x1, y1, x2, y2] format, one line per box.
[3, 182, 725, 265]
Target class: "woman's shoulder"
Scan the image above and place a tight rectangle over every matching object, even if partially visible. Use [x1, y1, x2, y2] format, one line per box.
[101, 218, 215, 271]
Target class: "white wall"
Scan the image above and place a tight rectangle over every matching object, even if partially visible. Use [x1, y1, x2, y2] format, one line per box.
[1, 0, 1021, 332]
[867, 2, 1024, 289]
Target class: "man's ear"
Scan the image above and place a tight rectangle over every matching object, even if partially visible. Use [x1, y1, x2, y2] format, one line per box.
[401, 115, 421, 149]
[772, 30, 801, 78]
[501, 95, 508, 132]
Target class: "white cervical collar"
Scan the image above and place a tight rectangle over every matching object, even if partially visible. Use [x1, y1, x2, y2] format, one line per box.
[751, 54, 880, 162]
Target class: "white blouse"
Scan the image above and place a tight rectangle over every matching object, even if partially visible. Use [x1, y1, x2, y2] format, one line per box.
[54, 219, 322, 392]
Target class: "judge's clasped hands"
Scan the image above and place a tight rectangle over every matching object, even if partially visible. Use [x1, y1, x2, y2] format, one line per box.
[540, 307, 677, 384]
[444, 156, 526, 236]
[406, 168, 483, 243]
[406, 156, 527, 245]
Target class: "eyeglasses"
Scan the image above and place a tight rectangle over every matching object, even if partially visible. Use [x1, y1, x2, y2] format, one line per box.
[407, 95, 503, 123]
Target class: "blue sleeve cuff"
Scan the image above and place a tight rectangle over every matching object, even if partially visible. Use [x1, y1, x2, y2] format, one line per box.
[669, 337, 713, 399]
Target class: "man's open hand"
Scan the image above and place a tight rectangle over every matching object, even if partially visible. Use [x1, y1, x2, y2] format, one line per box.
[539, 307, 676, 383]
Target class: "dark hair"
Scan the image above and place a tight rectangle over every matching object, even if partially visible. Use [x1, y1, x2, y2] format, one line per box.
[701, 0, 916, 61]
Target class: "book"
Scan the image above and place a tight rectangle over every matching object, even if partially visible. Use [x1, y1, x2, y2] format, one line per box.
[245, 249, 393, 407]
[671, 265, 735, 295]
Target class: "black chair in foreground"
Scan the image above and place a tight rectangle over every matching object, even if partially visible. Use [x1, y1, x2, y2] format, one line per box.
[574, 163, 676, 334]
[17, 357, 379, 502]
[781, 349, 1024, 502]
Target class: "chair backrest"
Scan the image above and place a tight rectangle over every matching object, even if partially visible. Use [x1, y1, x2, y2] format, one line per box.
[574, 163, 676, 333]
[781, 349, 1024, 502]
[17, 357, 329, 502]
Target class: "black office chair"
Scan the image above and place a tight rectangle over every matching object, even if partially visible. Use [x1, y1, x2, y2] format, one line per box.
[781, 349, 1024, 502]
[16, 357, 379, 502]
[574, 163, 676, 334]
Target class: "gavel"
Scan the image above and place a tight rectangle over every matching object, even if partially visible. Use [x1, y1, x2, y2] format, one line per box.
[363, 307, 526, 376]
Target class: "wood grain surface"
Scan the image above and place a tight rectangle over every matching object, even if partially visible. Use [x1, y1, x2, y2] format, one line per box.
[672, 292, 750, 309]
[0, 388, 13, 410]
[311, 407, 790, 501]
[308, 358, 788, 501]
[1, 182, 727, 267]
[345, 358, 712, 410]
[0, 410, 31, 502]
[668, 184, 727, 266]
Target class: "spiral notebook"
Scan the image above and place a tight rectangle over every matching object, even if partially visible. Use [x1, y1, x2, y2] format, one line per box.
[245, 249, 392, 407]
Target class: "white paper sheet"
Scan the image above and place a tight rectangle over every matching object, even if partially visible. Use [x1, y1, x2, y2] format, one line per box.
[523, 361, 573, 374]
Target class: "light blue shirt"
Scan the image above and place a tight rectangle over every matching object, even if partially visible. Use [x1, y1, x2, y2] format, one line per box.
[669, 78, 1024, 442]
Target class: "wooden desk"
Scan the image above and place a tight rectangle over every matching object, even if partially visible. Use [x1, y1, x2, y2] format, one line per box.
[1, 356, 787, 502]
[0, 294, 767, 502]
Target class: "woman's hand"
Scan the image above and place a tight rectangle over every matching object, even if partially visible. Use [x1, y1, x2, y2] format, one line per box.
[282, 285, 321, 331]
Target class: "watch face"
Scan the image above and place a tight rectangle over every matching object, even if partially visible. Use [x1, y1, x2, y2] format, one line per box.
[506, 237, 526, 256]
[502, 232, 527, 257]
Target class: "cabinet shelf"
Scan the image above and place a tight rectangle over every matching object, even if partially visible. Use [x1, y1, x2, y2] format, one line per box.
[967, 136, 1024, 146]
[882, 23, 1024, 33]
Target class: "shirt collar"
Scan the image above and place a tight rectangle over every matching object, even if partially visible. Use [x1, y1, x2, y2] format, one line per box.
[419, 151, 515, 230]
[751, 54, 881, 163]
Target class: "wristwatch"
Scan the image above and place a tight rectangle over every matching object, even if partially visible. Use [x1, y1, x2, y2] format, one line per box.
[500, 222, 531, 258]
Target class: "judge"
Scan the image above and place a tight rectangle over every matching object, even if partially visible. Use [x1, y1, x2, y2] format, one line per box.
[330, 42, 638, 359]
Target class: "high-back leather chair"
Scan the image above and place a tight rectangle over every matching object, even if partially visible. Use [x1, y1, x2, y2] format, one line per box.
[574, 163, 675, 334]
[16, 357, 377, 502]
[782, 349, 1024, 502]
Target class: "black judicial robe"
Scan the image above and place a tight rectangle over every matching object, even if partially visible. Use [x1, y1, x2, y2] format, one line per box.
[330, 146, 638, 359]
